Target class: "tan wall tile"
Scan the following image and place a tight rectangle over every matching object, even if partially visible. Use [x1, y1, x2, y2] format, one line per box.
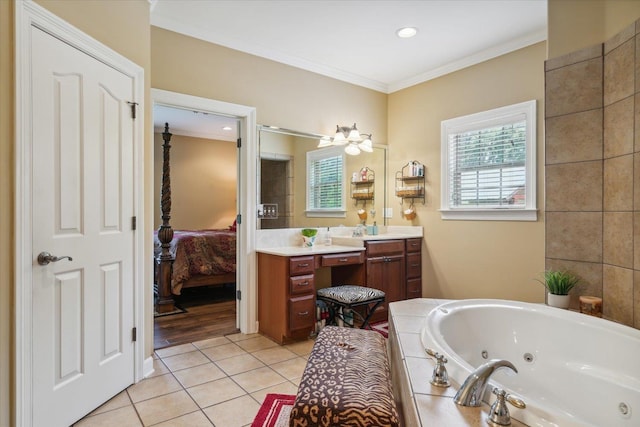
[604, 38, 635, 105]
[546, 58, 603, 118]
[603, 212, 634, 268]
[636, 94, 640, 152]
[604, 96, 634, 158]
[545, 162, 602, 211]
[604, 21, 636, 54]
[604, 154, 634, 211]
[603, 264, 634, 326]
[545, 110, 603, 164]
[635, 271, 640, 329]
[636, 35, 640, 94]
[545, 44, 602, 71]
[546, 212, 602, 262]
[635, 212, 640, 270]
[636, 154, 640, 210]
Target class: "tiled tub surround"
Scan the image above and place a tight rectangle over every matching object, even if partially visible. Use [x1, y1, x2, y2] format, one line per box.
[544, 18, 640, 328]
[390, 298, 640, 426]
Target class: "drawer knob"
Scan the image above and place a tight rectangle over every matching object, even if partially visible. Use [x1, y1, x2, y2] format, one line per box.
[297, 263, 309, 267]
[339, 258, 348, 262]
[298, 311, 309, 316]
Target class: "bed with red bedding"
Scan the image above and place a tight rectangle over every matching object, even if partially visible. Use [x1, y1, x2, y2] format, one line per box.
[154, 229, 236, 295]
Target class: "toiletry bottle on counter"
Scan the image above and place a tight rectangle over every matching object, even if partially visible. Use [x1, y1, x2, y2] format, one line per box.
[372, 221, 378, 235]
[324, 227, 332, 246]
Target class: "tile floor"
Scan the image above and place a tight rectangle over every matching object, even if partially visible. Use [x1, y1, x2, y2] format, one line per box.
[74, 333, 314, 427]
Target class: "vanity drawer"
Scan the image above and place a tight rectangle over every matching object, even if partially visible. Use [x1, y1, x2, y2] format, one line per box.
[406, 238, 422, 253]
[290, 274, 315, 295]
[289, 294, 315, 331]
[320, 252, 364, 267]
[407, 253, 421, 279]
[366, 240, 405, 256]
[407, 277, 422, 299]
[289, 256, 315, 275]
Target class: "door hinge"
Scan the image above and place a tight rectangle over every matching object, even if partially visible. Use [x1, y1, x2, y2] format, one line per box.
[132, 216, 137, 230]
[236, 290, 241, 300]
[237, 137, 242, 148]
[127, 101, 138, 119]
[132, 327, 137, 342]
[236, 214, 241, 225]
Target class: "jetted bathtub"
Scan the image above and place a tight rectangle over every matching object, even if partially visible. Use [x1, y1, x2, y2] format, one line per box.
[421, 299, 640, 427]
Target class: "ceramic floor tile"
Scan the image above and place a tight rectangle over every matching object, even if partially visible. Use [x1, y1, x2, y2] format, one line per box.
[214, 353, 265, 376]
[147, 358, 171, 378]
[155, 343, 198, 358]
[152, 410, 214, 426]
[251, 347, 298, 365]
[172, 363, 227, 388]
[201, 342, 247, 361]
[73, 404, 142, 427]
[232, 366, 288, 393]
[187, 377, 247, 408]
[162, 350, 210, 372]
[126, 373, 183, 403]
[87, 390, 132, 416]
[249, 381, 299, 405]
[235, 336, 279, 352]
[134, 390, 199, 426]
[202, 394, 260, 427]
[284, 339, 315, 356]
[192, 336, 232, 350]
[269, 357, 308, 380]
[226, 332, 261, 342]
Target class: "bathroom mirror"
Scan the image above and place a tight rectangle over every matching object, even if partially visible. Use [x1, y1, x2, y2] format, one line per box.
[258, 125, 388, 229]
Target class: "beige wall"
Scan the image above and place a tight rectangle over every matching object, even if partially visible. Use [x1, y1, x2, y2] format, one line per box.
[548, 0, 640, 58]
[153, 133, 238, 230]
[388, 42, 547, 302]
[151, 27, 388, 140]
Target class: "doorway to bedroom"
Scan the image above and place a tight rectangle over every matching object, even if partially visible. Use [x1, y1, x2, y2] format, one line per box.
[152, 103, 241, 349]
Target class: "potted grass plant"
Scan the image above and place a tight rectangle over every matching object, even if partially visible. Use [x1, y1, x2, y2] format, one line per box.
[301, 228, 318, 247]
[536, 270, 579, 309]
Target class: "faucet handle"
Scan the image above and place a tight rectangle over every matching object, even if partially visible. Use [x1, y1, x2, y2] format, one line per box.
[425, 348, 450, 388]
[487, 388, 526, 426]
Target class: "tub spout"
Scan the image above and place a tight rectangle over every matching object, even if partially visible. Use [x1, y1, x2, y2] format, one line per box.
[453, 359, 517, 407]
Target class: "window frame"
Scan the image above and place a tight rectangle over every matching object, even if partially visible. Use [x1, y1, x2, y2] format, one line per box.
[440, 100, 537, 221]
[305, 146, 347, 218]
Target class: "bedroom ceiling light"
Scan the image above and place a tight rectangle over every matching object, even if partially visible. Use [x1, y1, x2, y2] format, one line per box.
[396, 27, 418, 38]
[317, 123, 374, 156]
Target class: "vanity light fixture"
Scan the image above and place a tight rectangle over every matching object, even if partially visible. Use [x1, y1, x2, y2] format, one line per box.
[318, 123, 374, 155]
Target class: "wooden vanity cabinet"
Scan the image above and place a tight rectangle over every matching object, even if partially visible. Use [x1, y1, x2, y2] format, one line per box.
[365, 240, 406, 323]
[258, 253, 316, 344]
[406, 238, 422, 299]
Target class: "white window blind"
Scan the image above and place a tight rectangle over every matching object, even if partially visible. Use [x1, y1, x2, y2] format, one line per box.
[306, 147, 346, 216]
[441, 100, 537, 221]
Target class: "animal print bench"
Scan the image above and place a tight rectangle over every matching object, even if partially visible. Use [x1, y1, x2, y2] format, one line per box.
[289, 326, 399, 427]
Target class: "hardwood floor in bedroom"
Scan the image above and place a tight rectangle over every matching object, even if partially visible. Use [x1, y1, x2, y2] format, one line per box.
[154, 284, 239, 350]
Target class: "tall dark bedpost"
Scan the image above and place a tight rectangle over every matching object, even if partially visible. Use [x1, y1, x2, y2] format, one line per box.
[156, 123, 176, 313]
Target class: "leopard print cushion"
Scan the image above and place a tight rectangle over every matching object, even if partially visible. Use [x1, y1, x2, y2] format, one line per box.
[289, 326, 399, 427]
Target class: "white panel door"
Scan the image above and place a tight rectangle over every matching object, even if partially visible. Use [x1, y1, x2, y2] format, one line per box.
[30, 26, 136, 427]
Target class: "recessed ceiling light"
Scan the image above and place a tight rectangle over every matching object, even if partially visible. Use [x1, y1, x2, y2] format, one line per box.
[396, 27, 418, 38]
[222, 126, 232, 131]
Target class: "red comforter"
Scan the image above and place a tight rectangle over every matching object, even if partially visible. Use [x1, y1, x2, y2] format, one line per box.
[154, 229, 236, 294]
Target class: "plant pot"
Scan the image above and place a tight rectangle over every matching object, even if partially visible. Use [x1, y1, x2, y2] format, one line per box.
[547, 293, 570, 309]
[302, 235, 316, 247]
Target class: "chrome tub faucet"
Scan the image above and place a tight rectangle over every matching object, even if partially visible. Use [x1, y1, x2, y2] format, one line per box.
[454, 359, 518, 407]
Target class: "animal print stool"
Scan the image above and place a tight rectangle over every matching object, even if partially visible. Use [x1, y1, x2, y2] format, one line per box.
[316, 285, 385, 329]
[289, 326, 399, 427]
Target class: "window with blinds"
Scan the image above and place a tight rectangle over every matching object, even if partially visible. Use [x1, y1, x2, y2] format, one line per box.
[441, 100, 537, 221]
[306, 147, 346, 216]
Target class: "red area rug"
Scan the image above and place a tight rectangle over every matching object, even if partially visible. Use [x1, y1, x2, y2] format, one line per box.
[251, 393, 296, 427]
[370, 320, 389, 338]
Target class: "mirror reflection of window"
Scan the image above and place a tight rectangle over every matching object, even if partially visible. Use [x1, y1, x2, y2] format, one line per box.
[258, 126, 387, 229]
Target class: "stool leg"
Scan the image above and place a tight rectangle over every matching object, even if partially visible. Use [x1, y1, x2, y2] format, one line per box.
[360, 299, 384, 329]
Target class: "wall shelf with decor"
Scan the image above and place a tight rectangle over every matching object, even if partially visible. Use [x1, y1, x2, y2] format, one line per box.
[351, 167, 375, 205]
[395, 161, 425, 205]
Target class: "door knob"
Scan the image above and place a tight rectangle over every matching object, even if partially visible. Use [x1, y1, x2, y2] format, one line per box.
[37, 252, 73, 266]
